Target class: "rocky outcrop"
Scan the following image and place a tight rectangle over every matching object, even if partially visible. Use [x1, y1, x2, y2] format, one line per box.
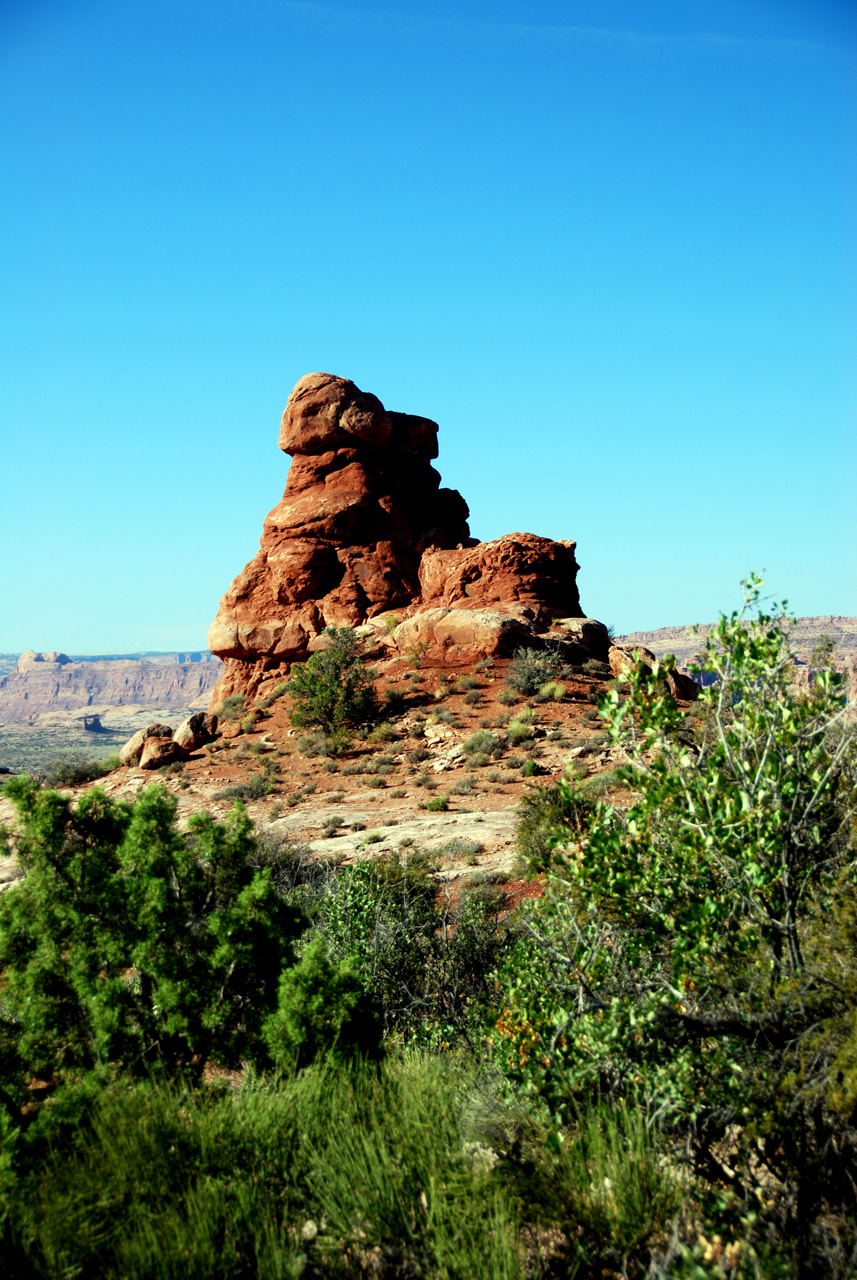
[17, 651, 72, 668]
[0, 656, 221, 724]
[139, 737, 186, 770]
[173, 712, 219, 753]
[208, 374, 589, 705]
[119, 722, 176, 766]
[209, 373, 471, 667]
[119, 714, 219, 767]
[608, 644, 657, 681]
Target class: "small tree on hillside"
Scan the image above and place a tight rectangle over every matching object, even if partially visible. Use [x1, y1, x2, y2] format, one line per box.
[288, 626, 378, 751]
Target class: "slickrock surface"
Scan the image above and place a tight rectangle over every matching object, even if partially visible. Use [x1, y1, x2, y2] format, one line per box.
[0, 653, 221, 724]
[208, 374, 586, 706]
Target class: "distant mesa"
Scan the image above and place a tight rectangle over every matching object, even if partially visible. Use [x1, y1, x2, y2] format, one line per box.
[0, 652, 222, 724]
[207, 372, 625, 708]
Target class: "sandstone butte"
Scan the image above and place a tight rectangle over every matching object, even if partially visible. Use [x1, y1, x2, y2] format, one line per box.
[207, 372, 675, 708]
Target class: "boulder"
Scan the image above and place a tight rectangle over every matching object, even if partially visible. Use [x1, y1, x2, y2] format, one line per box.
[608, 645, 656, 681]
[666, 668, 700, 701]
[120, 722, 174, 767]
[555, 618, 612, 662]
[173, 711, 219, 752]
[139, 737, 187, 770]
[395, 606, 535, 660]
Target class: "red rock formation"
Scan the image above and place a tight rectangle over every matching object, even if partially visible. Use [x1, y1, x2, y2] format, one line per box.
[208, 374, 587, 704]
[418, 533, 580, 616]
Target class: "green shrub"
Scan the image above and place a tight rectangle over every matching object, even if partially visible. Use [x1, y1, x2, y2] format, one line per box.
[498, 688, 519, 706]
[463, 689, 483, 705]
[430, 705, 457, 726]
[455, 674, 480, 692]
[436, 837, 484, 859]
[576, 768, 623, 797]
[296, 727, 327, 752]
[515, 774, 599, 873]
[406, 640, 430, 669]
[309, 1059, 521, 1275]
[537, 680, 566, 702]
[264, 937, 382, 1070]
[288, 627, 377, 749]
[425, 795, 450, 812]
[408, 746, 431, 764]
[549, 1101, 680, 1267]
[40, 752, 121, 787]
[0, 779, 306, 1095]
[250, 825, 328, 905]
[582, 657, 612, 678]
[3, 1057, 524, 1280]
[383, 687, 406, 715]
[520, 759, 542, 778]
[255, 680, 289, 710]
[493, 578, 857, 1269]
[312, 854, 510, 1045]
[463, 729, 504, 758]
[217, 693, 247, 721]
[215, 769, 275, 801]
[367, 721, 399, 744]
[507, 719, 534, 745]
[506, 645, 564, 696]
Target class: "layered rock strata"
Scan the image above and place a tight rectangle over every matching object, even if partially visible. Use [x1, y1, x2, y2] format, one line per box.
[208, 373, 589, 705]
[0, 654, 221, 724]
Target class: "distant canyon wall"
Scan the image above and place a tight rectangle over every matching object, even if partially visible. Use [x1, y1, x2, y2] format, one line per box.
[0, 653, 222, 723]
[617, 616, 857, 681]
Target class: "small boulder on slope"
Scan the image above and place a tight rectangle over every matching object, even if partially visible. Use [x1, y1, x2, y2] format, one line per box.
[119, 722, 175, 767]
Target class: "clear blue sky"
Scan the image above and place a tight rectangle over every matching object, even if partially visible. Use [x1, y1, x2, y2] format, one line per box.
[1, 0, 855, 652]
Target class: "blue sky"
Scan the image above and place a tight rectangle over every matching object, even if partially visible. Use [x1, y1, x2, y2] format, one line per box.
[1, 0, 854, 651]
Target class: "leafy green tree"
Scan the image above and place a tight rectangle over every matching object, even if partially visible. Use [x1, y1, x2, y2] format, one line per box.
[314, 853, 509, 1047]
[287, 626, 378, 751]
[492, 579, 857, 1271]
[0, 779, 306, 1114]
[263, 936, 383, 1070]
